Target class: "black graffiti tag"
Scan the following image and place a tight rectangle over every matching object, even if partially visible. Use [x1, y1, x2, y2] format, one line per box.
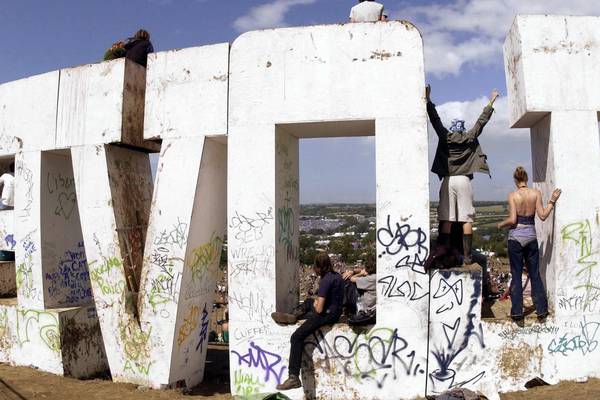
[377, 215, 428, 274]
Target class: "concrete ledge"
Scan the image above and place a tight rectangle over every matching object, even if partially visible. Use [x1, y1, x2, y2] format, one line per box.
[0, 303, 107, 378]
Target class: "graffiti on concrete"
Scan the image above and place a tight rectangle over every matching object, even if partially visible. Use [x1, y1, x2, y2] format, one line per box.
[377, 216, 428, 274]
[232, 342, 287, 385]
[307, 328, 425, 389]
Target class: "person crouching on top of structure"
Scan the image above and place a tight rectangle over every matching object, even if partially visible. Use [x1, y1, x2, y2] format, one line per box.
[124, 29, 154, 68]
[426, 84, 499, 265]
[272, 252, 344, 390]
[349, 0, 386, 22]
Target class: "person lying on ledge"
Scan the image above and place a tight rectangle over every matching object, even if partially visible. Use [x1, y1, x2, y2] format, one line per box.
[342, 253, 376, 325]
[272, 252, 344, 390]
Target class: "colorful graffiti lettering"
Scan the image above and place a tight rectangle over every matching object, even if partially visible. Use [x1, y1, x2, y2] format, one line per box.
[16, 310, 60, 353]
[45, 242, 92, 304]
[196, 304, 209, 352]
[548, 317, 600, 356]
[4, 234, 16, 250]
[88, 257, 126, 296]
[120, 324, 152, 376]
[234, 370, 265, 397]
[561, 221, 600, 311]
[187, 234, 223, 282]
[307, 328, 425, 389]
[177, 305, 199, 347]
[232, 342, 286, 385]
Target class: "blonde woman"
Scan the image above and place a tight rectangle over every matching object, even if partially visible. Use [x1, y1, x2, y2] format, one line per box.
[498, 167, 561, 322]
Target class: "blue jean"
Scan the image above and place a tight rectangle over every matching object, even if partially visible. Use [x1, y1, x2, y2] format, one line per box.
[508, 240, 548, 317]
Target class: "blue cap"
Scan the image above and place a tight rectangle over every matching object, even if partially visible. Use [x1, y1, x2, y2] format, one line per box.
[449, 119, 466, 133]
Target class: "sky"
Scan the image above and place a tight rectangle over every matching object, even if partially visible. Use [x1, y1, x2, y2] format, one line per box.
[1, 0, 599, 203]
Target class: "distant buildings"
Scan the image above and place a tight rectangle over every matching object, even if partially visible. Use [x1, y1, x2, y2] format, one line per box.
[299, 218, 343, 232]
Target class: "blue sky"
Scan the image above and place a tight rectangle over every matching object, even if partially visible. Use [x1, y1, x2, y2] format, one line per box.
[1, 0, 598, 202]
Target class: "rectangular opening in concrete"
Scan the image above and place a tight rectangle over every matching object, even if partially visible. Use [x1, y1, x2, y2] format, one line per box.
[275, 120, 376, 317]
[41, 149, 92, 308]
[0, 155, 15, 299]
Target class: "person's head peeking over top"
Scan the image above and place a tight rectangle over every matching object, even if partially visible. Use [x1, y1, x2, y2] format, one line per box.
[134, 29, 150, 41]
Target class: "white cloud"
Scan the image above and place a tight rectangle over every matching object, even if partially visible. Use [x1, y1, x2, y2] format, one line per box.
[395, 0, 600, 77]
[233, 0, 317, 32]
[434, 96, 527, 138]
[427, 95, 534, 200]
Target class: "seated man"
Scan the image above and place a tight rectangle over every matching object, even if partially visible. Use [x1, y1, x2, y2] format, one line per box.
[272, 252, 344, 390]
[342, 253, 376, 324]
[0, 163, 14, 210]
[349, 0, 386, 22]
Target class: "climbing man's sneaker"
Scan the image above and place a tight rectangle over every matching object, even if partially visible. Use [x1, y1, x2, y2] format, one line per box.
[276, 375, 302, 390]
[271, 312, 297, 325]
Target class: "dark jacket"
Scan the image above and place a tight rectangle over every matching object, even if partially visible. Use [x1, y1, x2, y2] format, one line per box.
[428, 101, 493, 180]
[124, 39, 154, 67]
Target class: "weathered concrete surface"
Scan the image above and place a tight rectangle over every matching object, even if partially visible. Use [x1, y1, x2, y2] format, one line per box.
[504, 15, 600, 128]
[57, 59, 157, 151]
[228, 21, 429, 399]
[0, 210, 15, 253]
[0, 14, 597, 399]
[144, 45, 229, 140]
[15, 150, 91, 309]
[0, 71, 58, 153]
[0, 299, 106, 378]
[492, 14, 600, 399]
[73, 138, 226, 387]
[72, 43, 228, 388]
[504, 15, 600, 317]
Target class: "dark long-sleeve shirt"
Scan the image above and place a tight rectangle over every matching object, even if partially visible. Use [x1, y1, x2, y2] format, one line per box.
[124, 39, 154, 68]
[428, 101, 494, 180]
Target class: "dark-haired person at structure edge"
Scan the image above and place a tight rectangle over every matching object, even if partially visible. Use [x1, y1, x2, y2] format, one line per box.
[427, 84, 499, 265]
[271, 252, 344, 390]
[124, 29, 154, 68]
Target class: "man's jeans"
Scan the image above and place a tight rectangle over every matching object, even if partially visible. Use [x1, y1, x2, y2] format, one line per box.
[508, 240, 548, 317]
[288, 300, 339, 377]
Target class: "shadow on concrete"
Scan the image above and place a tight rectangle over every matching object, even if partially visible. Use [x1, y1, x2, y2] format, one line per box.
[184, 344, 230, 396]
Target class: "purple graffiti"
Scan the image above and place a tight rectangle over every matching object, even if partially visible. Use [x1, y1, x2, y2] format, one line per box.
[4, 234, 15, 250]
[231, 342, 286, 385]
[196, 304, 209, 352]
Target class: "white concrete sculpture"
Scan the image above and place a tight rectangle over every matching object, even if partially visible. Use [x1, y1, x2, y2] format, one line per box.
[73, 46, 228, 386]
[228, 21, 430, 399]
[0, 14, 597, 400]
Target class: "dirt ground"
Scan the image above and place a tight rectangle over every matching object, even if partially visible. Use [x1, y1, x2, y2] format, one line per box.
[0, 344, 599, 400]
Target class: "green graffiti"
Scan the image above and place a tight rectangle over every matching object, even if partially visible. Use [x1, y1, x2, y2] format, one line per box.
[562, 220, 600, 311]
[0, 309, 8, 337]
[234, 370, 265, 397]
[88, 257, 126, 296]
[16, 310, 60, 354]
[16, 258, 37, 300]
[120, 323, 152, 376]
